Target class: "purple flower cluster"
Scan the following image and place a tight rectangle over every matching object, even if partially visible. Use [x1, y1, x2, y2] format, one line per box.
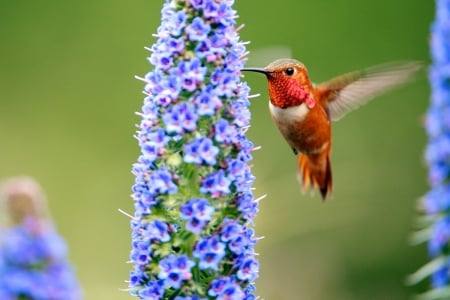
[0, 217, 81, 300]
[128, 0, 259, 298]
[181, 198, 214, 234]
[418, 0, 450, 290]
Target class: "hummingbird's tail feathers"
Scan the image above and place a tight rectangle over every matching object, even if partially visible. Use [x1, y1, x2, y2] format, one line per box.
[297, 153, 332, 201]
[321, 156, 333, 200]
[297, 154, 313, 191]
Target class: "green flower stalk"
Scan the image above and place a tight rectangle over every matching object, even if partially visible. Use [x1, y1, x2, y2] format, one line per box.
[127, 0, 261, 299]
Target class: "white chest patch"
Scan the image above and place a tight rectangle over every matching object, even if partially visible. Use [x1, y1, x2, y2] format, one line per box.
[269, 101, 309, 124]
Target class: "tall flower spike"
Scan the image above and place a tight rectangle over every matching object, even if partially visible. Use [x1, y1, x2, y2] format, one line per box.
[409, 1, 450, 297]
[128, 0, 259, 299]
[0, 176, 82, 299]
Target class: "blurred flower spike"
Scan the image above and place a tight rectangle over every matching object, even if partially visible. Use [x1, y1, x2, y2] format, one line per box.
[128, 0, 261, 298]
[0, 176, 82, 300]
[409, 0, 450, 298]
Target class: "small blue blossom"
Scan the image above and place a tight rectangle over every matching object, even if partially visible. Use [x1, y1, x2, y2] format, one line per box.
[173, 58, 208, 92]
[237, 256, 259, 282]
[189, 0, 205, 10]
[214, 118, 238, 144]
[137, 280, 165, 299]
[147, 167, 178, 195]
[140, 128, 169, 162]
[227, 157, 255, 192]
[130, 240, 152, 266]
[158, 254, 195, 289]
[150, 52, 173, 71]
[145, 220, 171, 243]
[193, 236, 226, 270]
[193, 87, 223, 116]
[185, 17, 211, 42]
[180, 198, 214, 234]
[423, 185, 450, 214]
[168, 10, 188, 36]
[200, 170, 231, 197]
[432, 265, 450, 288]
[236, 192, 259, 220]
[208, 276, 245, 299]
[184, 137, 220, 166]
[163, 102, 199, 134]
[220, 218, 242, 243]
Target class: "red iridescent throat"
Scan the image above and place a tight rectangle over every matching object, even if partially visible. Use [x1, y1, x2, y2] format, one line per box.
[268, 76, 315, 109]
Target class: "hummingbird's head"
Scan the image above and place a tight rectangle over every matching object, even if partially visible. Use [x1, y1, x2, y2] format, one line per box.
[242, 58, 315, 109]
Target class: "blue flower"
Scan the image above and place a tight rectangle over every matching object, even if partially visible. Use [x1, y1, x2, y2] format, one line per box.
[220, 218, 242, 243]
[145, 220, 171, 243]
[193, 87, 223, 116]
[200, 170, 231, 197]
[423, 184, 450, 214]
[189, 0, 205, 10]
[159, 254, 195, 289]
[174, 58, 208, 92]
[168, 10, 188, 36]
[413, 0, 450, 291]
[184, 137, 220, 166]
[137, 280, 165, 299]
[208, 276, 245, 299]
[193, 236, 226, 270]
[163, 102, 199, 134]
[130, 240, 151, 266]
[236, 192, 259, 220]
[214, 118, 238, 144]
[227, 157, 255, 192]
[129, 0, 259, 297]
[432, 265, 449, 288]
[185, 17, 211, 42]
[147, 167, 178, 195]
[0, 218, 81, 300]
[140, 128, 169, 162]
[237, 256, 259, 282]
[180, 198, 214, 234]
[0, 177, 82, 299]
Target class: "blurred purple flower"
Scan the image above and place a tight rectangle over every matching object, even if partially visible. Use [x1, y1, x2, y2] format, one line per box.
[0, 177, 81, 299]
[0, 218, 81, 300]
[413, 0, 450, 292]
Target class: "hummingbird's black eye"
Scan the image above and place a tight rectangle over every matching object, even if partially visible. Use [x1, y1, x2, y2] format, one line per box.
[284, 67, 295, 76]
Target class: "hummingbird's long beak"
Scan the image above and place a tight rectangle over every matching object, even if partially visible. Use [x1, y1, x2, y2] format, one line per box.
[241, 68, 272, 75]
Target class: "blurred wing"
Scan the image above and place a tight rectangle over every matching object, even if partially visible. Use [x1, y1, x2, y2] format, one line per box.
[315, 61, 422, 121]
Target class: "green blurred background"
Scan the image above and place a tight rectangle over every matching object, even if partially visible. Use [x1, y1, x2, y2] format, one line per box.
[0, 1, 433, 299]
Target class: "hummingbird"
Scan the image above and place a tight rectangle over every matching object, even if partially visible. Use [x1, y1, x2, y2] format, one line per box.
[242, 58, 421, 200]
